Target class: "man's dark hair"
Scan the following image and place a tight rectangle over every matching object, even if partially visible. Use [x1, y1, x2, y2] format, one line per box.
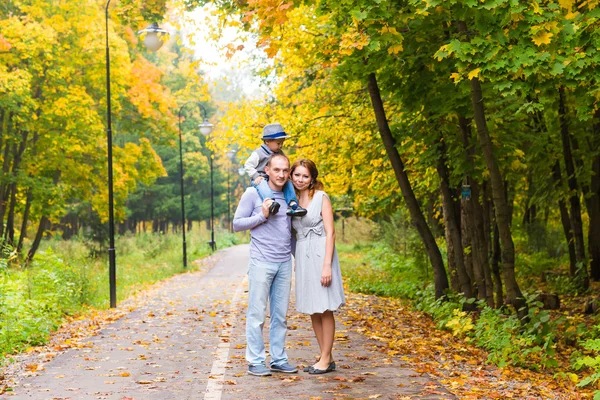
[266, 153, 290, 167]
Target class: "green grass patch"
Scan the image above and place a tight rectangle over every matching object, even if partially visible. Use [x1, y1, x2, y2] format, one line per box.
[0, 225, 246, 360]
[338, 242, 426, 299]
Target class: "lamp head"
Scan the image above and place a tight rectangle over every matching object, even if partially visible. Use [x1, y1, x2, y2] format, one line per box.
[138, 22, 169, 52]
[199, 119, 214, 136]
[226, 149, 236, 160]
[238, 167, 246, 176]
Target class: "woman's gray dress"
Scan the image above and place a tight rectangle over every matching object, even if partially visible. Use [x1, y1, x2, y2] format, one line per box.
[293, 191, 345, 315]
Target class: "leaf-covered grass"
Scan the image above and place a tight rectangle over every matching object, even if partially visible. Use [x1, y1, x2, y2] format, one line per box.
[337, 239, 599, 394]
[0, 225, 245, 360]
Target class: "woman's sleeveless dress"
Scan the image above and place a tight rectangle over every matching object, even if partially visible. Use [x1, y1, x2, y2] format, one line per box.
[293, 191, 345, 315]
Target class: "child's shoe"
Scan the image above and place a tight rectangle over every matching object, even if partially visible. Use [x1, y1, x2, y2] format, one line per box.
[286, 205, 307, 217]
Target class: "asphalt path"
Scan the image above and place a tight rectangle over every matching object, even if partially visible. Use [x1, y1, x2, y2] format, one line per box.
[1, 245, 454, 400]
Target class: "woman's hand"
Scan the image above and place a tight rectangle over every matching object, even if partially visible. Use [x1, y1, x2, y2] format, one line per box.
[321, 263, 332, 287]
[254, 176, 264, 185]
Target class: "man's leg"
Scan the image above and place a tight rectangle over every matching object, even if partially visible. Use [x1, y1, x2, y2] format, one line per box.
[268, 259, 293, 367]
[246, 258, 277, 368]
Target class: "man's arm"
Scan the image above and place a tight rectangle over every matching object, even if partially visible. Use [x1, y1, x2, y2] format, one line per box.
[233, 189, 267, 232]
[244, 151, 261, 180]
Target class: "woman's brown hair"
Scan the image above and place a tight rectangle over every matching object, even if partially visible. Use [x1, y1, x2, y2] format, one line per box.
[291, 159, 324, 199]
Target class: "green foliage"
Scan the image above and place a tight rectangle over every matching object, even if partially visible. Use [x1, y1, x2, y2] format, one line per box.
[474, 302, 558, 370]
[0, 227, 244, 360]
[341, 241, 562, 371]
[339, 242, 423, 300]
[573, 323, 600, 394]
[0, 249, 83, 356]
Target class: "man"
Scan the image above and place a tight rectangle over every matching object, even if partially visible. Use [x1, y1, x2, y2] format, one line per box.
[233, 153, 298, 376]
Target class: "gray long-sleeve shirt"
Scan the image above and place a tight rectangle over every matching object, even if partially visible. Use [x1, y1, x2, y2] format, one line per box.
[233, 187, 291, 262]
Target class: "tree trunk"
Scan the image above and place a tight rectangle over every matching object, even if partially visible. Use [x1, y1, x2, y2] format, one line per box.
[0, 126, 13, 240]
[551, 160, 577, 274]
[26, 215, 48, 263]
[459, 117, 494, 306]
[531, 103, 577, 275]
[558, 86, 589, 289]
[491, 218, 504, 308]
[590, 154, 600, 280]
[469, 76, 527, 319]
[588, 114, 600, 280]
[436, 136, 473, 299]
[17, 189, 33, 254]
[26, 170, 61, 263]
[445, 217, 460, 292]
[522, 170, 537, 227]
[367, 73, 449, 298]
[481, 181, 502, 308]
[5, 130, 29, 245]
[0, 111, 10, 239]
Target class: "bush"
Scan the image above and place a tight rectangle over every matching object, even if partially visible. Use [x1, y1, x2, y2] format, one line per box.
[0, 250, 83, 356]
[573, 323, 600, 396]
[340, 243, 423, 299]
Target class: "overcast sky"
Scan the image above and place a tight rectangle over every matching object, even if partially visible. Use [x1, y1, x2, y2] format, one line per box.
[182, 5, 269, 99]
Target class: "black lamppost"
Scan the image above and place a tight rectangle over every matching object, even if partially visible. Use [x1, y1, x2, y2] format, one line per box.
[105, 0, 167, 308]
[225, 150, 236, 233]
[177, 102, 212, 268]
[200, 123, 216, 251]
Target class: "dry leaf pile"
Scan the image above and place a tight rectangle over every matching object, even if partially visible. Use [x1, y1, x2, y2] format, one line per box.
[341, 291, 590, 399]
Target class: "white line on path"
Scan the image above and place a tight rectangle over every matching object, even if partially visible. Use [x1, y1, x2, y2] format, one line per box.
[204, 276, 248, 400]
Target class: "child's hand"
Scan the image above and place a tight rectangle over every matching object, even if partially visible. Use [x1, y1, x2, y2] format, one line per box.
[254, 176, 264, 185]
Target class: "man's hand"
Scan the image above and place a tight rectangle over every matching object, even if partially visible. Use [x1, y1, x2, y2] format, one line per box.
[254, 176, 264, 185]
[262, 198, 273, 218]
[321, 263, 332, 287]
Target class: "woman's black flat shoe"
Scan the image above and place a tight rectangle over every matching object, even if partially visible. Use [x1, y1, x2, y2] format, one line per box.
[308, 361, 335, 375]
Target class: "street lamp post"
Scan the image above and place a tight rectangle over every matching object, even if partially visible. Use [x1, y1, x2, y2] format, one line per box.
[177, 102, 211, 268]
[105, 0, 168, 307]
[200, 122, 216, 251]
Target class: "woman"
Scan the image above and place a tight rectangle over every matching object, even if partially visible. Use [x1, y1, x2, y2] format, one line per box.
[291, 159, 345, 374]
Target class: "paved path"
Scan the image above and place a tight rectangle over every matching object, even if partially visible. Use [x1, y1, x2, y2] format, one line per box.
[1, 245, 454, 400]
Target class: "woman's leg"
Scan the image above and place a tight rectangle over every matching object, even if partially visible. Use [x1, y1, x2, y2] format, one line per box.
[310, 314, 324, 361]
[313, 311, 335, 370]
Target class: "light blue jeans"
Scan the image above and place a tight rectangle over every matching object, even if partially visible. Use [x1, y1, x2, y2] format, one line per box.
[252, 179, 298, 206]
[246, 257, 292, 367]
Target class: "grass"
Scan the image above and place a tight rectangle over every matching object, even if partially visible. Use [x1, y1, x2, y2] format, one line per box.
[0, 224, 247, 359]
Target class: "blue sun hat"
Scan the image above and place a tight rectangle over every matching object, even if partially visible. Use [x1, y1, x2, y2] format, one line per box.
[261, 123, 291, 140]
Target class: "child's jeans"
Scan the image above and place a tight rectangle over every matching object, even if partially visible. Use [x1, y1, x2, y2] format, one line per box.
[251, 178, 298, 206]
